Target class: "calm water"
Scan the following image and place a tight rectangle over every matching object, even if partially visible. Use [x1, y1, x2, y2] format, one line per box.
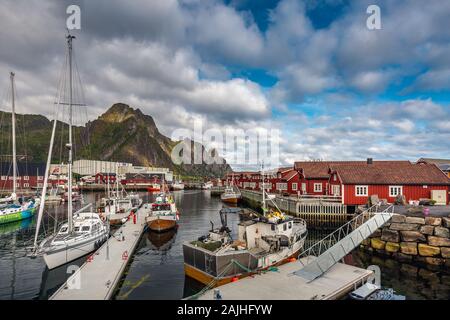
[0, 190, 449, 300]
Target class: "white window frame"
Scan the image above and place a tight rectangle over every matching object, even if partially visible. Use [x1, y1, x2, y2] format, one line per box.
[314, 183, 322, 192]
[276, 183, 288, 191]
[1, 176, 6, 180]
[24, 183, 29, 188]
[301, 183, 307, 192]
[24, 176, 29, 180]
[389, 186, 403, 197]
[355, 185, 368, 197]
[292, 183, 298, 191]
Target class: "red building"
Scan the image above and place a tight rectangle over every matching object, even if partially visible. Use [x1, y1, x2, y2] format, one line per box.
[0, 162, 46, 190]
[95, 172, 117, 184]
[328, 160, 450, 205]
[228, 160, 450, 206]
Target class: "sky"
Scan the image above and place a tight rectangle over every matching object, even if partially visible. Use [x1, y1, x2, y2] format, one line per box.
[0, 0, 449, 170]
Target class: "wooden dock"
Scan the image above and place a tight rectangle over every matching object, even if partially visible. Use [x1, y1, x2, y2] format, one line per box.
[49, 206, 148, 300]
[194, 257, 373, 300]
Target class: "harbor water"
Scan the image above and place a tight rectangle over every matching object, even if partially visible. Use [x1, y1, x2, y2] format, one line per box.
[0, 190, 449, 300]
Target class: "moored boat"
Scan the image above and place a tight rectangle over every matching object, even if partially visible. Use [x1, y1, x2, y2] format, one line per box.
[0, 72, 40, 224]
[183, 165, 308, 287]
[145, 193, 179, 232]
[220, 186, 241, 204]
[147, 183, 161, 193]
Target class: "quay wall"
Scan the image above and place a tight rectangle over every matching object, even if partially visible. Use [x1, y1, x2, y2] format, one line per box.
[361, 214, 450, 268]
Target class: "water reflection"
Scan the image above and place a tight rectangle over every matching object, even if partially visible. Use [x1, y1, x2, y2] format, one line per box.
[0, 190, 449, 300]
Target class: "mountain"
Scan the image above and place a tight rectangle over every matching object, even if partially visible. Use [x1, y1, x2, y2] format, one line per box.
[0, 103, 232, 178]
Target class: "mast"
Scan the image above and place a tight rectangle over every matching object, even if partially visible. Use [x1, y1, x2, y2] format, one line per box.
[67, 33, 75, 233]
[10, 72, 17, 200]
[261, 162, 266, 216]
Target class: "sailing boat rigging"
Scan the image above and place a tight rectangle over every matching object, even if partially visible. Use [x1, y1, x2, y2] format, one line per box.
[32, 33, 108, 270]
[0, 72, 40, 224]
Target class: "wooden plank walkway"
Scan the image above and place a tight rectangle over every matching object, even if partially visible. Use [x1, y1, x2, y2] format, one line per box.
[50, 206, 148, 300]
[195, 257, 373, 300]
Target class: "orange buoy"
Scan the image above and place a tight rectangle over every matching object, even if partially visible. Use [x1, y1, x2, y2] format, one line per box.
[289, 257, 296, 262]
[231, 277, 239, 282]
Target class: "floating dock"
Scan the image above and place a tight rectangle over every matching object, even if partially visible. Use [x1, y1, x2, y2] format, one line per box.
[50, 206, 148, 300]
[194, 257, 373, 300]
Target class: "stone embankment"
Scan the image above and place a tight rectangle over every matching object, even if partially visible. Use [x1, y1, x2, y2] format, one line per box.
[360, 214, 450, 267]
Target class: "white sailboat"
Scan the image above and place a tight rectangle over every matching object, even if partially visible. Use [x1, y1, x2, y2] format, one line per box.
[32, 33, 108, 270]
[0, 72, 40, 224]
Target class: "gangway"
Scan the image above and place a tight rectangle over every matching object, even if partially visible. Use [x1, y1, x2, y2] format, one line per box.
[293, 204, 394, 282]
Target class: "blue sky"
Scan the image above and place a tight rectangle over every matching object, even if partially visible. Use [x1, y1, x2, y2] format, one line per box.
[0, 0, 449, 169]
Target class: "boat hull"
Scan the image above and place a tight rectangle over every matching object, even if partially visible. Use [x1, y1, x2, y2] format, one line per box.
[147, 218, 176, 232]
[43, 233, 107, 270]
[183, 249, 302, 287]
[0, 207, 35, 225]
[221, 197, 239, 204]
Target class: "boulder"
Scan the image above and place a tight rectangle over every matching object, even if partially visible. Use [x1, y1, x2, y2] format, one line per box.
[442, 217, 450, 228]
[441, 247, 450, 259]
[425, 217, 442, 226]
[391, 214, 406, 223]
[418, 244, 441, 257]
[389, 223, 420, 231]
[381, 229, 399, 242]
[400, 231, 426, 242]
[369, 229, 382, 238]
[405, 217, 425, 225]
[392, 252, 413, 262]
[370, 238, 386, 250]
[423, 257, 445, 266]
[385, 242, 400, 253]
[428, 236, 450, 247]
[400, 242, 418, 255]
[419, 225, 434, 235]
[434, 227, 450, 238]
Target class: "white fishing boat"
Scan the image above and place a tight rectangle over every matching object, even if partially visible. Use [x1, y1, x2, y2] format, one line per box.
[183, 164, 308, 286]
[32, 33, 108, 270]
[220, 185, 241, 204]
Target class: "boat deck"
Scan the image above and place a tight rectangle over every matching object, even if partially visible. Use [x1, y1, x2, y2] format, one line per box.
[195, 257, 373, 300]
[49, 207, 147, 300]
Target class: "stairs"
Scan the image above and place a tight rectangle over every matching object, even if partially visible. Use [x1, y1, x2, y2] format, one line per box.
[294, 204, 394, 282]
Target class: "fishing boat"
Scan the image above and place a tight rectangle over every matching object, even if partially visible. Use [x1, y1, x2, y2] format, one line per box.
[201, 181, 213, 190]
[183, 165, 308, 287]
[147, 183, 161, 193]
[171, 178, 185, 191]
[32, 33, 109, 270]
[145, 184, 179, 232]
[220, 186, 241, 204]
[0, 72, 40, 224]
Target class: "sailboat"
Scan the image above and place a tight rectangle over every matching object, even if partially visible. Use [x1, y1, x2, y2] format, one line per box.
[32, 33, 108, 270]
[98, 165, 142, 225]
[0, 72, 39, 225]
[183, 164, 308, 286]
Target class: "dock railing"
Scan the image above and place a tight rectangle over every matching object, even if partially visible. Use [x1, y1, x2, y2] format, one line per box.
[296, 204, 394, 269]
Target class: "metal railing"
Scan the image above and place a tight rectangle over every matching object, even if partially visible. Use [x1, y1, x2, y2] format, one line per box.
[297, 204, 394, 267]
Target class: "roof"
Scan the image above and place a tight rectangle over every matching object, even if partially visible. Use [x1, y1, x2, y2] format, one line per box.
[0, 162, 46, 176]
[330, 162, 450, 185]
[418, 158, 450, 165]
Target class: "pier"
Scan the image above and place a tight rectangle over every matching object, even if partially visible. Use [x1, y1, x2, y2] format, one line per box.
[49, 206, 148, 300]
[195, 258, 373, 300]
